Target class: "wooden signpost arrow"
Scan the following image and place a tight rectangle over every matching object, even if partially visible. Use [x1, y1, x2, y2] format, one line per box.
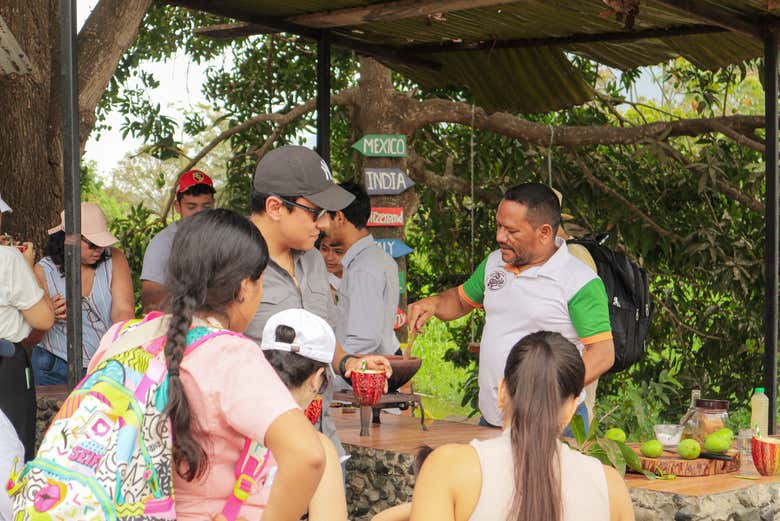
[374, 238, 413, 258]
[352, 134, 407, 157]
[364, 167, 414, 196]
[367, 207, 404, 227]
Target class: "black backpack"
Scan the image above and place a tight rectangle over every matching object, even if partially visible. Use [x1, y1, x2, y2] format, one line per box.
[568, 235, 653, 373]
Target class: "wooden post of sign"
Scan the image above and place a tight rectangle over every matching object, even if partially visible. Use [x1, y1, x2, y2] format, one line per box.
[353, 58, 420, 413]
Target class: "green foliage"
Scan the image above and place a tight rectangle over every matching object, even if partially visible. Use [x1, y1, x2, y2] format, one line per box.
[594, 370, 683, 442]
[109, 205, 165, 315]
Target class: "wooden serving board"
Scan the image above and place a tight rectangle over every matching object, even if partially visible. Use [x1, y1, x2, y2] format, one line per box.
[627, 443, 740, 476]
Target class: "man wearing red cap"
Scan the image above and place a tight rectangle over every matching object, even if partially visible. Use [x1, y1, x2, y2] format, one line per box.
[141, 170, 215, 312]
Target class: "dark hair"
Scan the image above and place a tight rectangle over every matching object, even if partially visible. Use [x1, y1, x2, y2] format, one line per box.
[44, 230, 109, 276]
[414, 445, 433, 476]
[164, 208, 269, 481]
[263, 324, 330, 392]
[176, 183, 215, 203]
[503, 331, 584, 521]
[337, 181, 371, 229]
[250, 190, 304, 215]
[502, 183, 561, 236]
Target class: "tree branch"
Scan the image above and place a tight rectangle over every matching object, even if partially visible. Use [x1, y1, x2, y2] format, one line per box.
[77, 0, 152, 151]
[406, 149, 500, 204]
[708, 120, 766, 153]
[402, 95, 767, 147]
[570, 151, 683, 242]
[651, 140, 765, 213]
[160, 88, 357, 220]
[656, 298, 725, 341]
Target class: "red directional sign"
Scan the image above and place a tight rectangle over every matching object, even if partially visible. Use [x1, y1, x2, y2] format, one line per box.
[367, 207, 404, 227]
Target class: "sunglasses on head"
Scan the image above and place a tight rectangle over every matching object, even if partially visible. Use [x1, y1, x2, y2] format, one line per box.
[271, 193, 328, 221]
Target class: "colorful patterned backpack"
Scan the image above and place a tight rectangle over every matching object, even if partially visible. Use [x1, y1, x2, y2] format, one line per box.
[8, 313, 271, 521]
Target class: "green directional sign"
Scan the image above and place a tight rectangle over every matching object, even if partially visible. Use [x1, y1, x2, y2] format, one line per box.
[351, 134, 407, 157]
[399, 271, 406, 294]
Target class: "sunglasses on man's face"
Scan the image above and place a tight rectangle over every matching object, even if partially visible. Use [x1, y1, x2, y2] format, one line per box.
[271, 194, 328, 222]
[81, 237, 103, 251]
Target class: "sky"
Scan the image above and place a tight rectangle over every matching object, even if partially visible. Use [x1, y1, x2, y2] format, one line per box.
[78, 0, 663, 178]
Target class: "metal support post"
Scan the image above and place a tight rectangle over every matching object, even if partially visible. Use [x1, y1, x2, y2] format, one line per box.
[316, 30, 331, 164]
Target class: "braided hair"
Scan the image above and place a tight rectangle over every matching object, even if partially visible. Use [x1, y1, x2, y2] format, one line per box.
[163, 209, 268, 481]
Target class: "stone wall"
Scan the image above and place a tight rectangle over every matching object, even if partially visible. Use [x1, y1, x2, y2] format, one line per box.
[344, 444, 416, 520]
[631, 484, 780, 521]
[345, 442, 780, 521]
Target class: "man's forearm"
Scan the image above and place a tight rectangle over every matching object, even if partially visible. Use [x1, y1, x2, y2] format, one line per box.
[433, 287, 474, 321]
[581, 339, 615, 385]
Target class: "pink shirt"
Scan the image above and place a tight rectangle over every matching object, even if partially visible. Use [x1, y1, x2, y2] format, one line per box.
[91, 323, 298, 521]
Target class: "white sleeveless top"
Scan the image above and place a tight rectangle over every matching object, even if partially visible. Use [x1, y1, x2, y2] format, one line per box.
[468, 430, 610, 521]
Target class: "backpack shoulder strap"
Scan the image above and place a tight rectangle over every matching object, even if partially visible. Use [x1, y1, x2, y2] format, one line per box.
[221, 438, 271, 521]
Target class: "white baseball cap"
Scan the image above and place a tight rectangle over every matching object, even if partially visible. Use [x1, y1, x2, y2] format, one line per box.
[260, 309, 336, 364]
[0, 194, 11, 213]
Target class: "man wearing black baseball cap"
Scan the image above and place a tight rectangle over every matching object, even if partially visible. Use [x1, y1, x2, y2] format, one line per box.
[246, 146, 391, 457]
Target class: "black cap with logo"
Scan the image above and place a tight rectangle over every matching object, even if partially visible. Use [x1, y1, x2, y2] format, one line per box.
[253, 146, 355, 211]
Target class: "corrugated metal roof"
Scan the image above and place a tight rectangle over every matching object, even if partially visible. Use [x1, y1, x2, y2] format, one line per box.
[171, 0, 780, 112]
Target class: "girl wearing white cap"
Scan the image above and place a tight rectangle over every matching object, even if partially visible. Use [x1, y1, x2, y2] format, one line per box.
[260, 308, 349, 521]
[31, 202, 134, 384]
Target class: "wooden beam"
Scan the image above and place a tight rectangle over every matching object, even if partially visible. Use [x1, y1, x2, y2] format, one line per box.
[289, 0, 519, 29]
[652, 0, 763, 38]
[175, 1, 442, 70]
[402, 24, 727, 54]
[193, 22, 277, 39]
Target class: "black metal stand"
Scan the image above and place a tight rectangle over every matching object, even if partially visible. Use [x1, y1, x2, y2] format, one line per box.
[316, 30, 331, 164]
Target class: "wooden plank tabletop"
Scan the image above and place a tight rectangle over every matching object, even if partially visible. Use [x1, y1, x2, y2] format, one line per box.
[334, 411, 780, 496]
[625, 471, 780, 496]
[334, 409, 500, 454]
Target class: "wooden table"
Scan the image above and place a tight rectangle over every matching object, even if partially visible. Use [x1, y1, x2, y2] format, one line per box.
[334, 412, 780, 521]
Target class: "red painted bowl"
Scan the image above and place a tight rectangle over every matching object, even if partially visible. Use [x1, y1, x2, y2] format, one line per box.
[752, 435, 780, 476]
[351, 370, 386, 406]
[304, 396, 323, 425]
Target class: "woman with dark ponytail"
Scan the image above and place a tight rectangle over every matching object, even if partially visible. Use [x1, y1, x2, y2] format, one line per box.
[89, 209, 325, 521]
[409, 331, 634, 521]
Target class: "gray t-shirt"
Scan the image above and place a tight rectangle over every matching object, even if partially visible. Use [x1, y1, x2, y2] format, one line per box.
[336, 235, 399, 356]
[140, 221, 178, 285]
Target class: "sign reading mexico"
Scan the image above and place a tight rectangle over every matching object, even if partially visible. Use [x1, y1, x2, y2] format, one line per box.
[367, 207, 404, 227]
[352, 134, 407, 157]
[364, 168, 414, 196]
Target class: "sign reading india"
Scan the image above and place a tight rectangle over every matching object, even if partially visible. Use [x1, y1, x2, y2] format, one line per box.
[352, 134, 407, 157]
[364, 168, 414, 196]
[367, 207, 404, 227]
[374, 238, 413, 258]
[394, 307, 407, 330]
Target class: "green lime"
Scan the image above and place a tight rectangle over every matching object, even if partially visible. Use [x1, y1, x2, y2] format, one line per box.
[704, 433, 732, 454]
[714, 428, 734, 441]
[678, 439, 701, 460]
[640, 439, 664, 458]
[604, 428, 627, 443]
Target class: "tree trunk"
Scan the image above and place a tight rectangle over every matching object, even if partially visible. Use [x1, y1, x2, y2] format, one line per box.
[0, 0, 63, 247]
[0, 0, 151, 247]
[353, 57, 420, 345]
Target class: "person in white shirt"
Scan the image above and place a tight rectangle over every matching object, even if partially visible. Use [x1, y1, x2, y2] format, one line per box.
[0, 193, 54, 460]
[0, 409, 24, 521]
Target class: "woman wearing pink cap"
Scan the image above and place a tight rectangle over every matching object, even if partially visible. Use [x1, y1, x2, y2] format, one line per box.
[31, 202, 134, 384]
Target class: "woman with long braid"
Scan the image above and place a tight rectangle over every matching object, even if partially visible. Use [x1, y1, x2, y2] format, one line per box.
[90, 209, 325, 521]
[409, 331, 634, 521]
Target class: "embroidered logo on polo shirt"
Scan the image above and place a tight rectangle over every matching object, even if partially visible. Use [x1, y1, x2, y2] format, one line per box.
[486, 270, 506, 291]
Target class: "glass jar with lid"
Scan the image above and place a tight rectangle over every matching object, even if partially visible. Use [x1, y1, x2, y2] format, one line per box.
[686, 399, 729, 443]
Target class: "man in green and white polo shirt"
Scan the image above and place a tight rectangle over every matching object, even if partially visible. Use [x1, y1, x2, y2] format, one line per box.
[408, 183, 614, 428]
